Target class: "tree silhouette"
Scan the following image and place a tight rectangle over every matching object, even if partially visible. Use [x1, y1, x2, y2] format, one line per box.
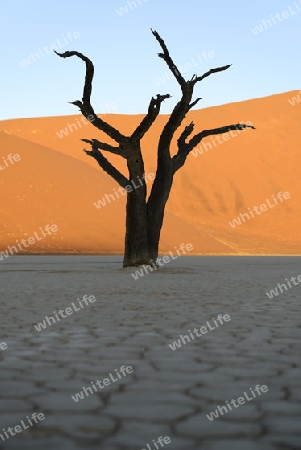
[55, 29, 255, 267]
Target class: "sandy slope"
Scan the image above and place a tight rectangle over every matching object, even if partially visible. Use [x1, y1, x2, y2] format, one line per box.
[0, 90, 300, 254]
[0, 132, 232, 254]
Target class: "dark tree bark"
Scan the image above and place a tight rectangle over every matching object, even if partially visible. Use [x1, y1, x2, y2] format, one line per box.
[55, 31, 255, 267]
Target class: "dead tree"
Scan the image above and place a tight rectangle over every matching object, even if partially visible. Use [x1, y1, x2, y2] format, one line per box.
[55, 29, 255, 267]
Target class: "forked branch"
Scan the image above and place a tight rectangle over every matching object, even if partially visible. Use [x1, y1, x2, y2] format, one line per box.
[131, 94, 171, 142]
[84, 144, 129, 188]
[173, 123, 256, 171]
[82, 139, 127, 158]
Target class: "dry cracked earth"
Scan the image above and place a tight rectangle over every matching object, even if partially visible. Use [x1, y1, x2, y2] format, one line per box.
[0, 256, 300, 450]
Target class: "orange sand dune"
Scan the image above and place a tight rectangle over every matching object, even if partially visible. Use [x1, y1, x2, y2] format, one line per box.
[1, 90, 300, 254]
[0, 132, 234, 254]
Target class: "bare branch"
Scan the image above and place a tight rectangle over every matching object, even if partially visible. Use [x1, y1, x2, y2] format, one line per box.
[192, 65, 232, 85]
[151, 29, 186, 90]
[150, 30, 196, 165]
[189, 123, 255, 148]
[81, 139, 127, 158]
[69, 100, 83, 108]
[131, 94, 171, 142]
[83, 143, 129, 188]
[173, 123, 255, 171]
[150, 32, 233, 167]
[54, 50, 94, 104]
[54, 50, 127, 145]
[188, 97, 202, 110]
[177, 122, 195, 148]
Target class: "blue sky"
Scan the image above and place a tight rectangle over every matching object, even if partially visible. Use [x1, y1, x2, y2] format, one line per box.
[1, 0, 301, 120]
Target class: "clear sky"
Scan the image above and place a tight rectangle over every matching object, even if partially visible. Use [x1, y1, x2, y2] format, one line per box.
[1, 0, 301, 120]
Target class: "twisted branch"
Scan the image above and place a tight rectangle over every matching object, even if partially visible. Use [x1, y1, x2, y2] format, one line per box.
[55, 50, 127, 145]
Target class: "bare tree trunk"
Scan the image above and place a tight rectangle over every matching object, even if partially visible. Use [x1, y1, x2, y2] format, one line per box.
[123, 191, 149, 266]
[55, 31, 255, 268]
[124, 180, 173, 266]
[124, 151, 174, 266]
[147, 163, 174, 261]
[123, 147, 149, 267]
[146, 202, 168, 262]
